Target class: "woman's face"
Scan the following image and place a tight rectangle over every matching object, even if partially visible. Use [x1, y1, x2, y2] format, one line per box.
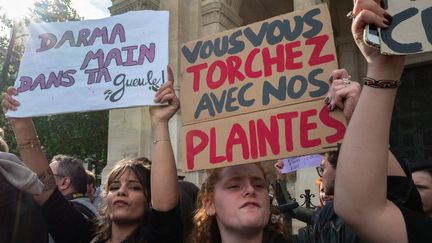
[106, 169, 148, 224]
[206, 164, 270, 234]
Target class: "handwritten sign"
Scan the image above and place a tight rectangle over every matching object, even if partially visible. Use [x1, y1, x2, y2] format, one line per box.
[7, 10, 169, 117]
[380, 0, 432, 55]
[180, 4, 346, 171]
[279, 154, 323, 174]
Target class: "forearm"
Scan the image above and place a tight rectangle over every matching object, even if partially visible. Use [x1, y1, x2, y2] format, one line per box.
[150, 120, 179, 211]
[334, 63, 402, 221]
[10, 118, 55, 204]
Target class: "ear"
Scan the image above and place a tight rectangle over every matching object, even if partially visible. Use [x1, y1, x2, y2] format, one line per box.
[59, 177, 71, 191]
[203, 196, 216, 216]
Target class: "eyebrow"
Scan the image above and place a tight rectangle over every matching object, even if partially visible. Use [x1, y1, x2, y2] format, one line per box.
[224, 175, 265, 183]
[111, 179, 141, 184]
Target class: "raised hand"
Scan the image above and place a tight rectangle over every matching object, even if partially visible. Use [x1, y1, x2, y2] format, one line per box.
[325, 69, 361, 122]
[2, 87, 20, 114]
[149, 66, 180, 125]
[351, 0, 404, 78]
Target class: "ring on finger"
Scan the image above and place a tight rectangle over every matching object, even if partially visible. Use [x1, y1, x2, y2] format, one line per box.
[346, 11, 356, 20]
[342, 77, 351, 86]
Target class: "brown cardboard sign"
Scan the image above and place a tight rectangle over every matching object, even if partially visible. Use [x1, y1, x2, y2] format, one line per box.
[180, 4, 345, 171]
[380, 0, 432, 55]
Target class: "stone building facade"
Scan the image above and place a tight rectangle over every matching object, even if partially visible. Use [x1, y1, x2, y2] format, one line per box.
[103, 0, 432, 209]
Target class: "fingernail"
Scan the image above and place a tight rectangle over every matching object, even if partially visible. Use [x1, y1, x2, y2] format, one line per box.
[383, 19, 391, 26]
[324, 97, 329, 104]
[384, 13, 393, 23]
[327, 104, 333, 111]
[329, 76, 334, 82]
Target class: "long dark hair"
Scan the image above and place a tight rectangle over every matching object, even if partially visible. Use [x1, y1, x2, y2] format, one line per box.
[92, 157, 151, 242]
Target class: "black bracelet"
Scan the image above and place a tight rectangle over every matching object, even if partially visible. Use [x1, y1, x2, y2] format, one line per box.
[363, 76, 401, 88]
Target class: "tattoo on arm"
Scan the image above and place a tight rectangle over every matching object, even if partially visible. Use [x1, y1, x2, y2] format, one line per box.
[38, 168, 56, 192]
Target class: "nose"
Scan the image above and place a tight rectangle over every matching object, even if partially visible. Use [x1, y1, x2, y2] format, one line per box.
[243, 182, 256, 197]
[117, 184, 128, 196]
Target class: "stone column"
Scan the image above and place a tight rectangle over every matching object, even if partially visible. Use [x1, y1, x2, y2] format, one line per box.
[103, 0, 161, 181]
[201, 0, 243, 36]
[293, 0, 322, 10]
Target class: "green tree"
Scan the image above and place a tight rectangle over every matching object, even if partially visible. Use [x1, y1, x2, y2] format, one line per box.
[30, 0, 81, 22]
[0, 1, 108, 177]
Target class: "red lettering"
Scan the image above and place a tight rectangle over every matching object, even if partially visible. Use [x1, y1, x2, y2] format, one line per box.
[226, 123, 250, 162]
[277, 111, 299, 152]
[262, 44, 285, 77]
[306, 35, 335, 66]
[285, 41, 303, 70]
[245, 48, 262, 78]
[257, 116, 280, 157]
[249, 120, 258, 159]
[300, 109, 321, 148]
[186, 129, 209, 170]
[206, 60, 228, 90]
[210, 127, 226, 164]
[186, 63, 208, 92]
[227, 55, 245, 84]
[319, 105, 346, 143]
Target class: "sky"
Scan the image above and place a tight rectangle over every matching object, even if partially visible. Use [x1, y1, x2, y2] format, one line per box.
[0, 0, 111, 21]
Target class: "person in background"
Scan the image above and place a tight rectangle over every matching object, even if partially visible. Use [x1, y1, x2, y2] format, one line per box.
[86, 169, 97, 204]
[411, 159, 432, 218]
[179, 180, 199, 242]
[50, 154, 98, 220]
[333, 0, 432, 242]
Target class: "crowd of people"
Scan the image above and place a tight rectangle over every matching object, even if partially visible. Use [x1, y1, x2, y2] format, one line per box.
[1, 0, 432, 242]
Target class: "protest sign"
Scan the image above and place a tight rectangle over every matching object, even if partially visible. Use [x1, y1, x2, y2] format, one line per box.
[279, 154, 323, 174]
[7, 10, 169, 117]
[180, 4, 346, 171]
[380, 0, 432, 55]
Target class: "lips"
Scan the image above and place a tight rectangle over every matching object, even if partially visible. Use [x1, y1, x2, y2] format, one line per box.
[113, 199, 129, 207]
[240, 201, 261, 208]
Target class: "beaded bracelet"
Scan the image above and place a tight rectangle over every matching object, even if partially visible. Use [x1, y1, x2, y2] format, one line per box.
[17, 137, 41, 150]
[363, 76, 401, 89]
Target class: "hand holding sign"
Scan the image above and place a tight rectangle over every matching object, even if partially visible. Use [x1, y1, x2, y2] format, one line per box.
[149, 66, 180, 125]
[352, 0, 405, 79]
[325, 69, 361, 123]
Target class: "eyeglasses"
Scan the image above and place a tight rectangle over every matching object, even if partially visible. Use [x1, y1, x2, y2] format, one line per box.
[316, 166, 324, 177]
[53, 174, 65, 178]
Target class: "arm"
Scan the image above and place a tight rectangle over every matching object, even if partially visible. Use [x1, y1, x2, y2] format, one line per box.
[2, 87, 55, 205]
[149, 66, 180, 211]
[2, 88, 94, 242]
[333, 1, 408, 242]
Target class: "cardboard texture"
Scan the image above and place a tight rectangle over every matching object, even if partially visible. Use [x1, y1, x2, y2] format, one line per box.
[180, 4, 345, 171]
[380, 0, 432, 55]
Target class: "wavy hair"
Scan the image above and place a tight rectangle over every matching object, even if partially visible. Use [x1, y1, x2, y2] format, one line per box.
[92, 157, 152, 242]
[189, 163, 290, 243]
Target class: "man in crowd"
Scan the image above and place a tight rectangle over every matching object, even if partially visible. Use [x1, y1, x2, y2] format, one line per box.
[50, 155, 98, 219]
[411, 159, 432, 217]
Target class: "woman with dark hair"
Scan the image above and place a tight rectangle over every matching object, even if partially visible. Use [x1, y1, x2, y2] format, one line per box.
[178, 180, 199, 242]
[190, 163, 291, 243]
[2, 67, 182, 243]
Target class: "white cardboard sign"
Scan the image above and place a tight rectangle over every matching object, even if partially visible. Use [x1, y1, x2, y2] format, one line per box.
[7, 10, 169, 117]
